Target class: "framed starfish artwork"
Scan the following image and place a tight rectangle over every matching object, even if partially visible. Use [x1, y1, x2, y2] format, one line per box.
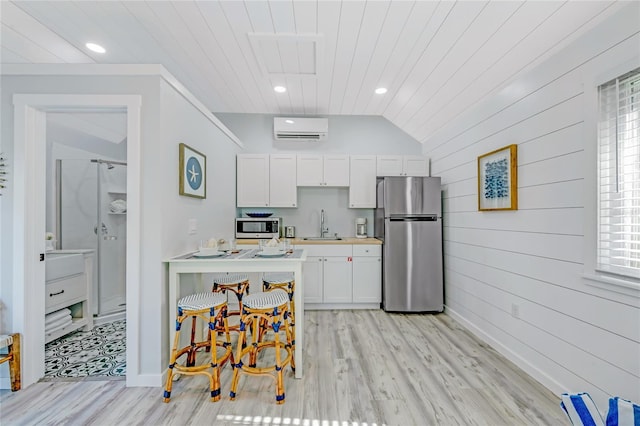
[179, 143, 206, 199]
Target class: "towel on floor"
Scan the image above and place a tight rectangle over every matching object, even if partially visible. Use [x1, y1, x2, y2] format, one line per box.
[561, 392, 605, 426]
[606, 397, 640, 426]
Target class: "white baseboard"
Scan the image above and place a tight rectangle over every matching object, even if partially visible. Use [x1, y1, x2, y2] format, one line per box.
[0, 377, 10, 389]
[445, 306, 566, 396]
[305, 303, 380, 310]
[126, 373, 163, 387]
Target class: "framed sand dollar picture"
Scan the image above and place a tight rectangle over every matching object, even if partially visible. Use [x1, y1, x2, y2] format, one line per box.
[179, 143, 206, 199]
[478, 144, 517, 211]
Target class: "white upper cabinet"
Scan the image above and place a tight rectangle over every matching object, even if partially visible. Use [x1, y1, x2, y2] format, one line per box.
[237, 154, 269, 207]
[376, 155, 430, 176]
[323, 155, 350, 186]
[349, 155, 376, 208]
[403, 156, 430, 176]
[269, 154, 297, 207]
[237, 154, 297, 207]
[297, 154, 349, 186]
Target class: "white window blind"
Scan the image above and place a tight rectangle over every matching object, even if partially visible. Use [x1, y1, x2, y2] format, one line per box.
[597, 67, 640, 279]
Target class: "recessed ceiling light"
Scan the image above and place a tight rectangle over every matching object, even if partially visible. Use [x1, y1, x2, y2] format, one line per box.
[86, 42, 106, 54]
[375, 87, 388, 95]
[274, 86, 287, 93]
[285, 119, 294, 124]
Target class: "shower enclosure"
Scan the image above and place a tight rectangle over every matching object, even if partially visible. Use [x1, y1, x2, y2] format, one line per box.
[56, 158, 127, 322]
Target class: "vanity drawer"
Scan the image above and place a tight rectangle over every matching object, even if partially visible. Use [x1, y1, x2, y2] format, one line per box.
[45, 274, 86, 314]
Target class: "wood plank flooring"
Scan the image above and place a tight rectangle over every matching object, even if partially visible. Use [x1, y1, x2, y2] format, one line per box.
[0, 311, 566, 425]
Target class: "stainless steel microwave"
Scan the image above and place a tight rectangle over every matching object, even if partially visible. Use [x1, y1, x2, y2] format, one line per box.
[235, 217, 281, 239]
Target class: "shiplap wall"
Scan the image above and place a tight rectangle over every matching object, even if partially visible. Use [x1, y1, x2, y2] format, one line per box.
[422, 3, 640, 410]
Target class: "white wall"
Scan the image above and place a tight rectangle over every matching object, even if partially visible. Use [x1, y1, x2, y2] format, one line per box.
[0, 70, 242, 385]
[155, 79, 243, 372]
[218, 113, 422, 237]
[422, 3, 640, 410]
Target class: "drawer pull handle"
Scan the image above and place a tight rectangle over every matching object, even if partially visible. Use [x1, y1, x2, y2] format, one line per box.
[50, 290, 65, 297]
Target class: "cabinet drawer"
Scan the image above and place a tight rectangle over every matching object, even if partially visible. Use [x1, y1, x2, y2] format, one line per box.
[295, 244, 352, 257]
[45, 274, 86, 314]
[353, 245, 381, 257]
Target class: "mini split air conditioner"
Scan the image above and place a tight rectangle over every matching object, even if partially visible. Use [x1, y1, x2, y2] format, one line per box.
[273, 117, 328, 141]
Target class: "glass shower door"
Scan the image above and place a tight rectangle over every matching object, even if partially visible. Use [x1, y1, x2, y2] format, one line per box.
[58, 159, 127, 317]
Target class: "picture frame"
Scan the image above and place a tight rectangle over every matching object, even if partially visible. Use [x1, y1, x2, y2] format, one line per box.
[477, 144, 517, 211]
[179, 143, 206, 199]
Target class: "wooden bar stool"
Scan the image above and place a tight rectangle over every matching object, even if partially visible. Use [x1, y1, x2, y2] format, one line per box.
[211, 273, 250, 329]
[0, 333, 20, 391]
[261, 272, 295, 370]
[163, 292, 233, 403]
[229, 289, 293, 404]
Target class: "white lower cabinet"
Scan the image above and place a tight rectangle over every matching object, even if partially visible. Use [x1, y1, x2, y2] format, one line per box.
[323, 257, 353, 303]
[298, 244, 381, 309]
[302, 256, 324, 304]
[352, 245, 382, 304]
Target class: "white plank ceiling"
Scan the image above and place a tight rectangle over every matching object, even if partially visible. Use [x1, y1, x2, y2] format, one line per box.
[0, 0, 626, 143]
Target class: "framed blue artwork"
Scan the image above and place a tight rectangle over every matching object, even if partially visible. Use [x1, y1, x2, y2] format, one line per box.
[179, 143, 206, 199]
[477, 144, 517, 211]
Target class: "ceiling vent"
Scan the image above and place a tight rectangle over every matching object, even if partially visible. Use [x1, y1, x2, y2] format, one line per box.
[273, 117, 328, 141]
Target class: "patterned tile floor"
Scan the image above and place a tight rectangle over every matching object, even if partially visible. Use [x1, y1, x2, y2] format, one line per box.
[44, 320, 126, 378]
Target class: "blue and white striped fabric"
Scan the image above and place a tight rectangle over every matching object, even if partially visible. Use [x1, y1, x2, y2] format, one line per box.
[212, 273, 249, 285]
[606, 397, 640, 426]
[561, 393, 605, 426]
[243, 289, 289, 310]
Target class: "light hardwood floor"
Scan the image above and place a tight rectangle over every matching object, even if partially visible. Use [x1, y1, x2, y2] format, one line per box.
[0, 310, 566, 425]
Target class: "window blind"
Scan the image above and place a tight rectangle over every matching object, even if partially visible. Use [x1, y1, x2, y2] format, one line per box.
[597, 67, 640, 279]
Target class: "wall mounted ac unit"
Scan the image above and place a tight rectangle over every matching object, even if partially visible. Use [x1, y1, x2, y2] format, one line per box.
[273, 117, 328, 141]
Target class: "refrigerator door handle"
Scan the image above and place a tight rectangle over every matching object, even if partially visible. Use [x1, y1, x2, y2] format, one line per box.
[389, 215, 438, 222]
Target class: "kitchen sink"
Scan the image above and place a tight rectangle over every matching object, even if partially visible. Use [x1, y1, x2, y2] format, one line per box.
[302, 237, 343, 241]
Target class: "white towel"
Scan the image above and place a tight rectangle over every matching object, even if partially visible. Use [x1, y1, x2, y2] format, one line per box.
[45, 315, 72, 333]
[109, 199, 127, 213]
[45, 308, 71, 326]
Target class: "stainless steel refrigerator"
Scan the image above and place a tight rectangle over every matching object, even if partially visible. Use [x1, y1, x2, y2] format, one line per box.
[374, 176, 443, 312]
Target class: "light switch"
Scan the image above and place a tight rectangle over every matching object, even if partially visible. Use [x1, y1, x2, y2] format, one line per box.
[188, 218, 197, 235]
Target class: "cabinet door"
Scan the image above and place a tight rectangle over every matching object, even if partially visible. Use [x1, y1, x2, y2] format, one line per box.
[269, 154, 297, 207]
[376, 155, 403, 176]
[303, 256, 324, 304]
[323, 256, 353, 303]
[403, 156, 430, 176]
[296, 155, 323, 186]
[352, 256, 381, 303]
[323, 155, 350, 186]
[349, 155, 376, 208]
[237, 154, 269, 207]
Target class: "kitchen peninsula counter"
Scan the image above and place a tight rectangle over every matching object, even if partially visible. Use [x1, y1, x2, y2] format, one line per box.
[236, 237, 381, 245]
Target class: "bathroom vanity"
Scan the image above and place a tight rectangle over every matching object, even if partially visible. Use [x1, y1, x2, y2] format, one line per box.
[45, 250, 94, 343]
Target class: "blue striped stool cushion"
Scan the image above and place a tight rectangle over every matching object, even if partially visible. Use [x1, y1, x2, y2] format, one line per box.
[561, 392, 605, 426]
[212, 273, 249, 285]
[0, 335, 12, 349]
[263, 272, 294, 284]
[243, 290, 289, 310]
[606, 397, 640, 426]
[178, 292, 228, 311]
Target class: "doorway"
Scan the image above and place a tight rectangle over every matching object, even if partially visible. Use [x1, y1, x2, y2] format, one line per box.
[12, 94, 142, 387]
[44, 112, 128, 379]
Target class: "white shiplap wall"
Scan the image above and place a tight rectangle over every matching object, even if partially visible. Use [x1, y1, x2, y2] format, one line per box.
[423, 3, 640, 410]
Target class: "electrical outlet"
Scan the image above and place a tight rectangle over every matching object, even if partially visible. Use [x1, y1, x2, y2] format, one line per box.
[511, 303, 520, 319]
[188, 218, 197, 235]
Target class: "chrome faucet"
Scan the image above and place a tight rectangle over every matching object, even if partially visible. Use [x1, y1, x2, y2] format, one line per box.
[320, 209, 329, 238]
